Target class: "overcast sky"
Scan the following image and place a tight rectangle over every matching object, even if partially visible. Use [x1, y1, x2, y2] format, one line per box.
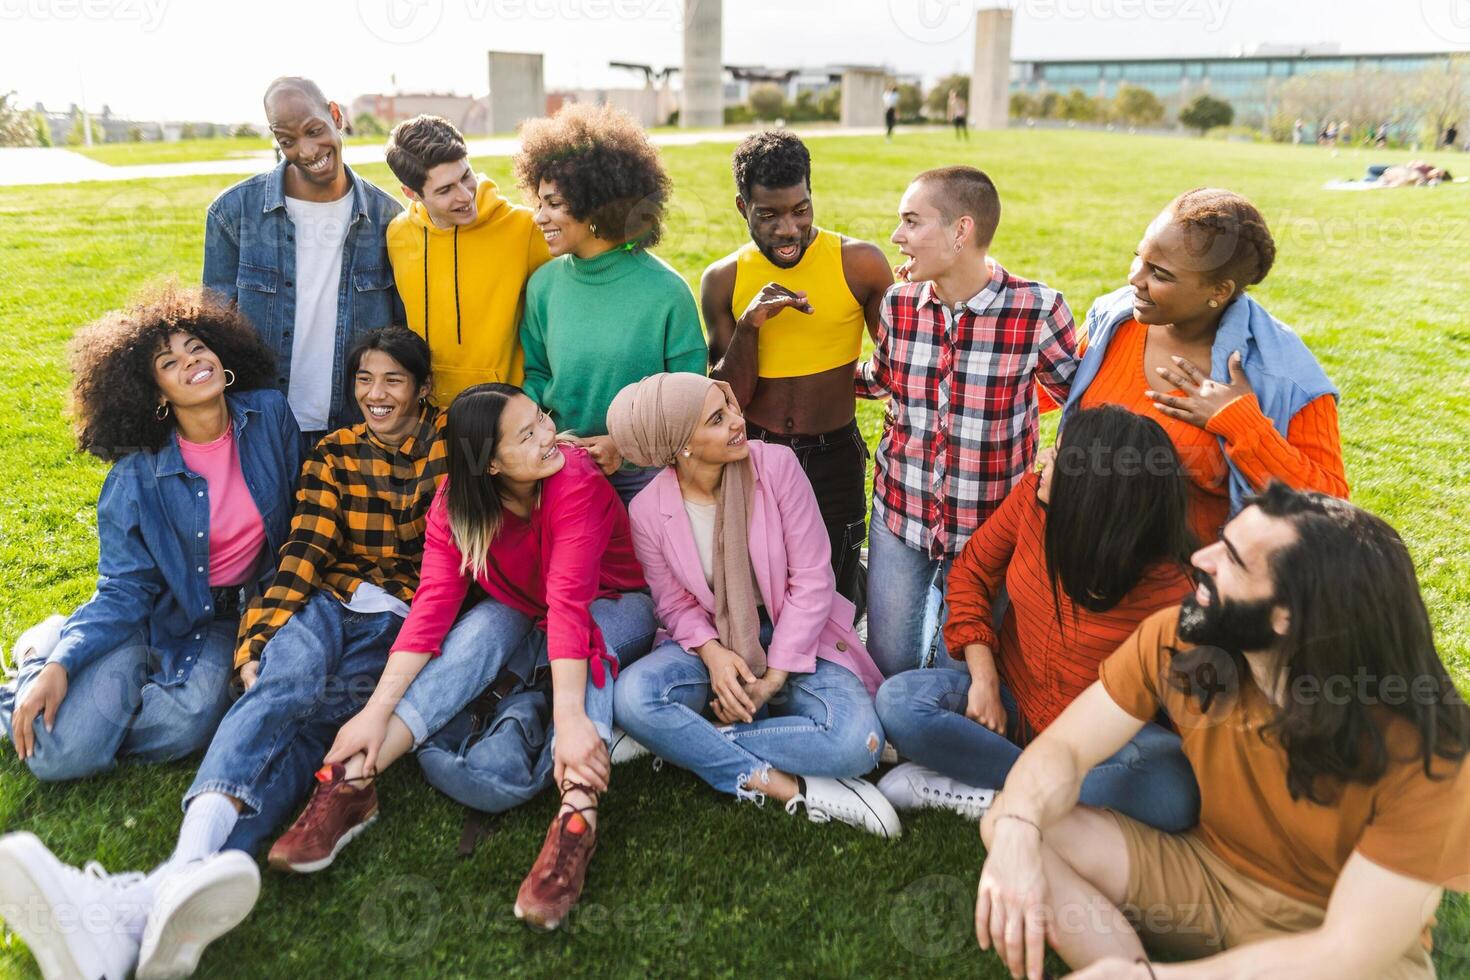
[4, 0, 1466, 121]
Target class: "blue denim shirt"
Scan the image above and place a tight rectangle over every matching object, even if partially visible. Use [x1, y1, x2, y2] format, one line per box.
[202, 161, 405, 430]
[1064, 286, 1338, 516]
[49, 389, 302, 687]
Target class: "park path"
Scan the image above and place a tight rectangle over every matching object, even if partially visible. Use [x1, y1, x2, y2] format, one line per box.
[0, 127, 885, 187]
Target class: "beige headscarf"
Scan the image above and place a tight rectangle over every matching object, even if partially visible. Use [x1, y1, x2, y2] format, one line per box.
[606, 373, 764, 676]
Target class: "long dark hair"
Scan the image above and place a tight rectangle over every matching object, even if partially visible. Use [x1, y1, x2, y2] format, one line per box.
[444, 383, 523, 578]
[1179, 483, 1470, 804]
[1045, 406, 1194, 627]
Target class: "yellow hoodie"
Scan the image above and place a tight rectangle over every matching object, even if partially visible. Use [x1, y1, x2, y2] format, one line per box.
[387, 176, 550, 403]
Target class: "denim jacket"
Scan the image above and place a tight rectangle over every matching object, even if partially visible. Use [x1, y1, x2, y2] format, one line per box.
[1064, 286, 1338, 516]
[49, 389, 302, 687]
[202, 161, 405, 430]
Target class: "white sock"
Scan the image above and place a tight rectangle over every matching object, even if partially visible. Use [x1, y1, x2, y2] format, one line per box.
[169, 792, 239, 868]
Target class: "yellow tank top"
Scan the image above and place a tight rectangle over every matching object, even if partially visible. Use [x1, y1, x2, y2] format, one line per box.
[731, 228, 866, 379]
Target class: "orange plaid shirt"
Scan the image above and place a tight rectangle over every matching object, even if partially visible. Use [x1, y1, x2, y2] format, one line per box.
[234, 407, 448, 668]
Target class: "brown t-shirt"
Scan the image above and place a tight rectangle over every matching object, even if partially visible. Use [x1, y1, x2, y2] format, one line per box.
[1100, 608, 1470, 908]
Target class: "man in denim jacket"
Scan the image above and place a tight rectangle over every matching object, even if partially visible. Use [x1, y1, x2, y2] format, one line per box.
[204, 76, 403, 440]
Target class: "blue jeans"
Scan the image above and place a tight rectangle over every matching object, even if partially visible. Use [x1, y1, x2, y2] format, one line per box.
[875, 669, 1201, 833]
[185, 592, 400, 855]
[398, 592, 657, 814]
[607, 465, 660, 507]
[865, 518, 957, 677]
[612, 619, 886, 799]
[0, 617, 237, 782]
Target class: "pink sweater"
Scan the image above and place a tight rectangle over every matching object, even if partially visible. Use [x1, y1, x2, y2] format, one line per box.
[178, 428, 267, 587]
[391, 446, 645, 686]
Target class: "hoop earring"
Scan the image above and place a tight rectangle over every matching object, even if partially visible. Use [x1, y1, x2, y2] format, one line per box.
[590, 222, 600, 238]
[418, 394, 428, 405]
[223, 368, 236, 387]
[155, 402, 170, 420]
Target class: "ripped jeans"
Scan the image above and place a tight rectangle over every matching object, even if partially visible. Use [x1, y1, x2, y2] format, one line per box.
[612, 617, 884, 799]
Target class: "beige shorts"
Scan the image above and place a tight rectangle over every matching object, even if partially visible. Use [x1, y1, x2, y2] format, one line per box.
[1105, 810, 1435, 979]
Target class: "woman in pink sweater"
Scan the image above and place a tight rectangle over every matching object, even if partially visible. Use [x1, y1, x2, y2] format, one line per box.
[606, 373, 899, 839]
[274, 383, 656, 932]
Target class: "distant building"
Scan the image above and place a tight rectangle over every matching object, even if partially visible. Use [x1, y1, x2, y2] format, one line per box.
[349, 92, 492, 135]
[1010, 49, 1459, 126]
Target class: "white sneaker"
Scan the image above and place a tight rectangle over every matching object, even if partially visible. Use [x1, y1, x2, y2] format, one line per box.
[0, 832, 142, 980]
[137, 851, 260, 979]
[786, 776, 902, 839]
[609, 727, 651, 765]
[8, 615, 65, 674]
[877, 762, 995, 821]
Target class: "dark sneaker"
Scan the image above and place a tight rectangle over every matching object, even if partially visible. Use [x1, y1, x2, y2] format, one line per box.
[267, 764, 377, 874]
[513, 809, 597, 931]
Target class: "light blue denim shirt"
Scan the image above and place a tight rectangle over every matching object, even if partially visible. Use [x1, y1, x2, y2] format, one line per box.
[49, 389, 302, 686]
[1064, 286, 1338, 516]
[202, 161, 404, 430]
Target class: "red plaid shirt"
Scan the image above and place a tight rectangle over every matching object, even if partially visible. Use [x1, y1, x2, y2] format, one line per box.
[856, 261, 1078, 558]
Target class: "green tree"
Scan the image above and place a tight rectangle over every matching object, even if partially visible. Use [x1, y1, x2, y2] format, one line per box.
[1179, 94, 1235, 135]
[1113, 85, 1164, 127]
[815, 86, 841, 120]
[748, 83, 787, 122]
[1060, 87, 1100, 122]
[233, 123, 261, 139]
[896, 82, 923, 121]
[1038, 91, 1062, 119]
[31, 110, 52, 146]
[179, 122, 198, 140]
[353, 112, 388, 136]
[1009, 92, 1038, 119]
[0, 92, 38, 146]
[65, 106, 104, 146]
[925, 74, 969, 118]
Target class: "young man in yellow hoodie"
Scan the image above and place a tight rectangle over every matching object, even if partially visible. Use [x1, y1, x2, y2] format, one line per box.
[385, 115, 550, 403]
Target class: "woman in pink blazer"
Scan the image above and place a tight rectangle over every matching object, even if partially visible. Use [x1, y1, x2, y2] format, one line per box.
[606, 373, 899, 838]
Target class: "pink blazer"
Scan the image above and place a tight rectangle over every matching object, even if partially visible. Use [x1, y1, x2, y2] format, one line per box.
[627, 440, 884, 695]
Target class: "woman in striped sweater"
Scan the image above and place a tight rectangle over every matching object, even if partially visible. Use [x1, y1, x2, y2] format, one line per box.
[875, 406, 1202, 832]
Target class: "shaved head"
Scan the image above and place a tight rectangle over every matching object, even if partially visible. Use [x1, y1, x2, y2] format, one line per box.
[263, 76, 331, 116]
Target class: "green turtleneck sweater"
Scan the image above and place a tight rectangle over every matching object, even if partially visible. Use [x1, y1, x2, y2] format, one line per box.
[520, 246, 707, 437]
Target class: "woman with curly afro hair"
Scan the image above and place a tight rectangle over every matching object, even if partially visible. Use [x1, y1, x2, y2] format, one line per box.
[1, 287, 301, 789]
[1062, 188, 1348, 545]
[515, 102, 707, 504]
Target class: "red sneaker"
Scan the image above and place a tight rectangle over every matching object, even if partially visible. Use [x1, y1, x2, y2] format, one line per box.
[513, 806, 598, 931]
[267, 764, 378, 874]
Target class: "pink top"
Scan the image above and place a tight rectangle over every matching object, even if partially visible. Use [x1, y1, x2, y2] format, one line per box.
[178, 427, 267, 587]
[628, 440, 884, 695]
[391, 445, 646, 687]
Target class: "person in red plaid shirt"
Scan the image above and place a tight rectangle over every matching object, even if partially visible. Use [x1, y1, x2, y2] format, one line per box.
[857, 166, 1078, 677]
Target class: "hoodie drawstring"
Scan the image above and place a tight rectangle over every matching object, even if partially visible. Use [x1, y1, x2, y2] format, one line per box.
[453, 225, 462, 345]
[421, 226, 429, 348]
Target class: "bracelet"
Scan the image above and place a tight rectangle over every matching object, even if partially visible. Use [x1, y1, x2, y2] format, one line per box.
[995, 814, 1041, 836]
[1136, 957, 1157, 980]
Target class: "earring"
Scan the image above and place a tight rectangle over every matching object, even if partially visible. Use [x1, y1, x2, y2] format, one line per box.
[155, 402, 170, 420]
[1208, 299, 1220, 309]
[680, 449, 691, 458]
[223, 368, 236, 387]
[590, 222, 600, 238]
[418, 394, 428, 405]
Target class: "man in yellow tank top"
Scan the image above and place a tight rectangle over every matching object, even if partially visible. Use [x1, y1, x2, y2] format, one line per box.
[702, 131, 894, 610]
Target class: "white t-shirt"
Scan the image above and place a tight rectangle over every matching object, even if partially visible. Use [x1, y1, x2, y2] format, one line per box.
[683, 498, 762, 605]
[284, 191, 354, 431]
[883, 89, 900, 109]
[343, 581, 410, 618]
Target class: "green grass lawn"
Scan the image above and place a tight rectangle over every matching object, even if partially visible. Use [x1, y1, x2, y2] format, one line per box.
[1, 130, 1467, 977]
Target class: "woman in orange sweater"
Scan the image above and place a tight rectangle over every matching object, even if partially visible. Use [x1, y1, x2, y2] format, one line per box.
[875, 406, 1201, 832]
[1061, 188, 1347, 545]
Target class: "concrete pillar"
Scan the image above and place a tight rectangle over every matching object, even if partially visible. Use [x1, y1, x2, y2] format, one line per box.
[487, 50, 545, 134]
[840, 68, 887, 128]
[681, 0, 723, 128]
[968, 7, 1013, 130]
